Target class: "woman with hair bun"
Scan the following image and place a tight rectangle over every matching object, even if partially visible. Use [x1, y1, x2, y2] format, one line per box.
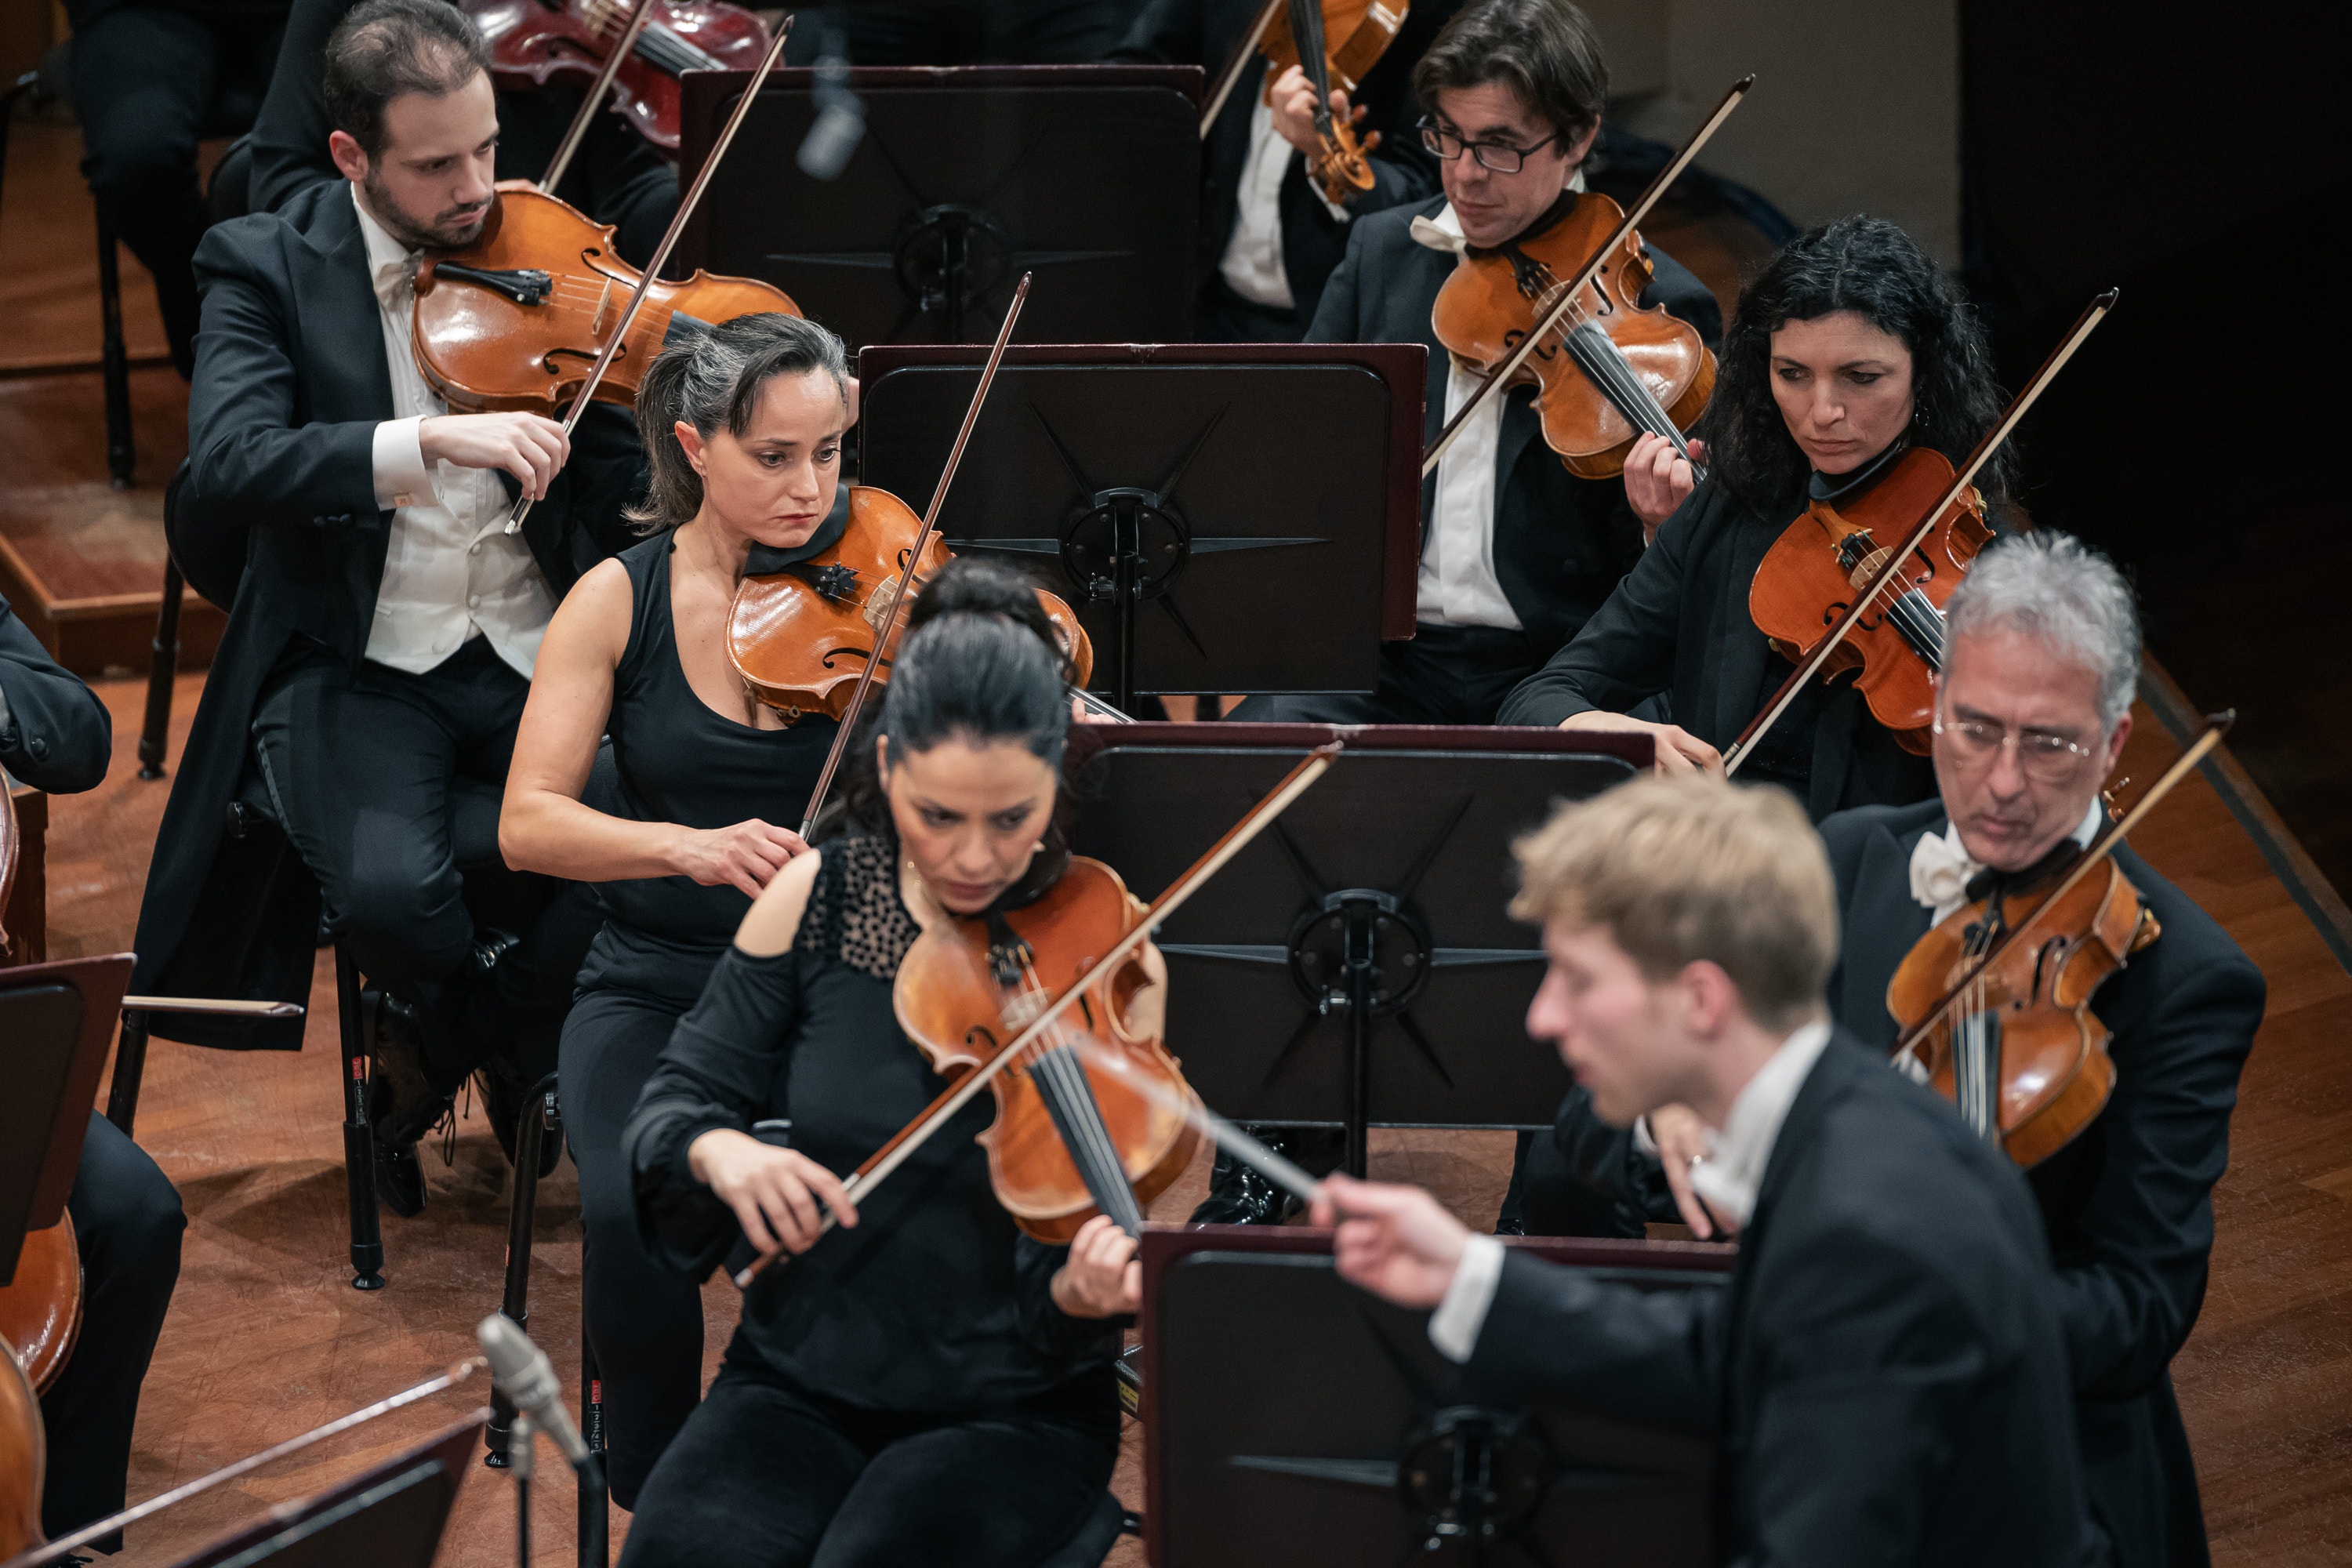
[613, 554, 1146, 1563]
[498, 310, 858, 1506]
[1499, 215, 2009, 822]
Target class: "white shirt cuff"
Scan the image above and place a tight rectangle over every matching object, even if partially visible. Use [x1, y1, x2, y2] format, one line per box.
[372, 416, 436, 510]
[1318, 190, 1355, 223]
[1428, 1232, 1507, 1364]
[1632, 1115, 1659, 1158]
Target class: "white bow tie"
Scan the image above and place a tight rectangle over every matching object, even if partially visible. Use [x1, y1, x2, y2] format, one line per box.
[1908, 826, 1984, 924]
[1410, 213, 1468, 256]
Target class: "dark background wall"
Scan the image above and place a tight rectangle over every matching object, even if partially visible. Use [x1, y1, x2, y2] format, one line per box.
[1958, 1, 2350, 896]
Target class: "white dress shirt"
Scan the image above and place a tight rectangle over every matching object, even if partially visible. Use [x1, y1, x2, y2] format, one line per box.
[354, 186, 556, 679]
[1428, 1021, 1835, 1363]
[1907, 798, 2104, 924]
[1219, 91, 1359, 312]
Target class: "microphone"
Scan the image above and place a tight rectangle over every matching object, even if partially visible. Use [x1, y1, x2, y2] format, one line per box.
[477, 1314, 591, 1472]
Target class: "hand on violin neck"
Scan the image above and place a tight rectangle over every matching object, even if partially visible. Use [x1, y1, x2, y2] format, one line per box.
[1624, 432, 1704, 542]
[1269, 64, 1358, 158]
[1558, 711, 1725, 779]
[689, 1128, 858, 1258]
[419, 412, 569, 502]
[1312, 1174, 1468, 1310]
[669, 818, 810, 897]
[1051, 1214, 1142, 1319]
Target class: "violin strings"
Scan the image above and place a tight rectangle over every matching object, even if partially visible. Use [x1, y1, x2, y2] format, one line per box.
[1014, 953, 1143, 1233]
[1520, 263, 1694, 461]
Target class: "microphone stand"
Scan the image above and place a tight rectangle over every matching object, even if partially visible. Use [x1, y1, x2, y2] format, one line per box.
[509, 1411, 534, 1568]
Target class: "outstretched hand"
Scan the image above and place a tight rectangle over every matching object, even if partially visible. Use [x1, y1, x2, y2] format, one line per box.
[1311, 1172, 1471, 1309]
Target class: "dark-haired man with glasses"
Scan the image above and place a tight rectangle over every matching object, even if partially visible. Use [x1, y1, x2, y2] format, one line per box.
[1541, 531, 2262, 1568]
[1227, 0, 1719, 731]
[1203, 0, 1720, 1228]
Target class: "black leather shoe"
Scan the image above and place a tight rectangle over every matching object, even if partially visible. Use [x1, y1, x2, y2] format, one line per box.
[374, 1134, 426, 1218]
[367, 991, 456, 1147]
[1189, 1145, 1305, 1226]
[477, 1058, 561, 1178]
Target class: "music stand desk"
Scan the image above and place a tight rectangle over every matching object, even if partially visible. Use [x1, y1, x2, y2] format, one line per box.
[1141, 1226, 1730, 1567]
[1069, 723, 1650, 1174]
[859, 344, 1428, 709]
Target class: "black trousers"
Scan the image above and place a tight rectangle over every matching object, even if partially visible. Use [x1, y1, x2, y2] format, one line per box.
[1195, 278, 1305, 345]
[560, 986, 707, 1510]
[69, 3, 284, 378]
[252, 638, 575, 1087]
[42, 1113, 185, 1549]
[619, 1363, 1120, 1568]
[1227, 622, 1547, 727]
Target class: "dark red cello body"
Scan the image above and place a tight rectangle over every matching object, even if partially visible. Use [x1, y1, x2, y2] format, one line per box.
[466, 0, 771, 153]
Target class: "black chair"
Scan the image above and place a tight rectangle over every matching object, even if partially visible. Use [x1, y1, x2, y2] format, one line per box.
[0, 44, 267, 489]
[107, 762, 514, 1290]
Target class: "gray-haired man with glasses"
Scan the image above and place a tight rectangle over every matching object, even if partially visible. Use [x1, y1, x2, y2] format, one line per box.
[1540, 531, 2264, 1568]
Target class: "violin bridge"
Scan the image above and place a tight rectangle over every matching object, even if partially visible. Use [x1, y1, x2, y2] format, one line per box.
[591, 279, 616, 341]
[862, 576, 903, 633]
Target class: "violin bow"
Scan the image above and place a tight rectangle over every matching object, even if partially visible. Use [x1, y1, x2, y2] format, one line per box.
[1421, 74, 1753, 478]
[503, 12, 796, 536]
[1199, 0, 1286, 136]
[793, 271, 1034, 840]
[535, 0, 662, 194]
[1721, 289, 2119, 776]
[1890, 712, 2231, 1069]
[10, 1358, 486, 1568]
[734, 740, 1343, 1287]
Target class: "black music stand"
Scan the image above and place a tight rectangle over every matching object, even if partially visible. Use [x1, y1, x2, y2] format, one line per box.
[858, 345, 1426, 711]
[0, 953, 132, 1285]
[678, 66, 1202, 348]
[1068, 724, 1649, 1175]
[166, 1414, 485, 1568]
[1140, 1227, 1729, 1567]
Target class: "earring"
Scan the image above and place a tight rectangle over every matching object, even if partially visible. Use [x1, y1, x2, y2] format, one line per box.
[1033, 840, 1046, 853]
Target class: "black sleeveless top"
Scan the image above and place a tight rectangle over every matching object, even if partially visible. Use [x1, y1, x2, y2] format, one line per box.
[578, 535, 838, 1006]
[620, 833, 1120, 1411]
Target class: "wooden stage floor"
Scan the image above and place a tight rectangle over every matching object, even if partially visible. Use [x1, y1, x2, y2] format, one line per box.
[20, 666, 2348, 1565]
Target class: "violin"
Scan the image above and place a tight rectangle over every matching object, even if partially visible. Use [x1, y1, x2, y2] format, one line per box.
[1883, 717, 2227, 1166]
[895, 858, 1200, 1241]
[1747, 447, 1991, 754]
[1723, 290, 2119, 779]
[1429, 190, 1716, 480]
[732, 745, 1343, 1285]
[1421, 80, 1752, 485]
[466, 0, 771, 154]
[412, 181, 799, 417]
[727, 485, 1094, 726]
[1889, 848, 2146, 1165]
[1201, 0, 1406, 205]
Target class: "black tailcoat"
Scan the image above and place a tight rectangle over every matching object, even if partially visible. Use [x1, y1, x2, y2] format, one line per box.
[1495, 475, 1936, 818]
[1309, 193, 1720, 659]
[1465, 1034, 2093, 1566]
[1112, 0, 1461, 326]
[1819, 798, 2262, 1568]
[2, 593, 112, 796]
[131, 180, 641, 1047]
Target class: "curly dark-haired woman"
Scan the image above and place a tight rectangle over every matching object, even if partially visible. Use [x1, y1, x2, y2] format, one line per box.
[1498, 214, 2012, 820]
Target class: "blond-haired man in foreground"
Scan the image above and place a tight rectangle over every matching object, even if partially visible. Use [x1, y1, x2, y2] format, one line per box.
[1314, 775, 2097, 1565]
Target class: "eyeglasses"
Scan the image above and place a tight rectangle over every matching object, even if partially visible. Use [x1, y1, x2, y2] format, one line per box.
[1417, 118, 1561, 174]
[1930, 713, 2100, 780]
